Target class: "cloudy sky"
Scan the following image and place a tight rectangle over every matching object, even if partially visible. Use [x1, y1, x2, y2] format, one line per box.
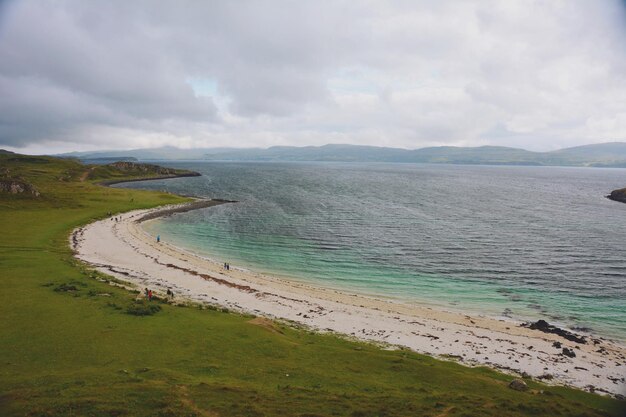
[1, 1, 625, 154]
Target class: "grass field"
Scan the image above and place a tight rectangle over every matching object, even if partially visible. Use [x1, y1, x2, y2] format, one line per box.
[0, 153, 624, 416]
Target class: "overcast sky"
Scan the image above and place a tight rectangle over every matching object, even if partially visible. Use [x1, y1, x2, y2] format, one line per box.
[1, 1, 625, 154]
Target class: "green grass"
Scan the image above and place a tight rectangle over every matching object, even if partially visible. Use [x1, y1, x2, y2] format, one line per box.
[0, 153, 624, 416]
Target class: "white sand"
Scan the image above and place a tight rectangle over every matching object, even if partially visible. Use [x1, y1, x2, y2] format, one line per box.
[72, 203, 626, 397]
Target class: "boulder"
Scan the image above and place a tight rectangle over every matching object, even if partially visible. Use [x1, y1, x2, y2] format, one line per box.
[508, 379, 528, 392]
[562, 348, 576, 358]
[521, 319, 586, 344]
[0, 179, 40, 197]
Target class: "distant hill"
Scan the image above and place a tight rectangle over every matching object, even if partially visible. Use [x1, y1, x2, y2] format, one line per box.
[200, 142, 626, 167]
[80, 156, 138, 164]
[203, 144, 414, 162]
[56, 142, 626, 167]
[407, 145, 543, 165]
[546, 142, 626, 167]
[60, 146, 232, 161]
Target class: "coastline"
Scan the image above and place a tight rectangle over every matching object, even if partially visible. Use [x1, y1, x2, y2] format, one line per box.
[96, 171, 201, 187]
[72, 201, 626, 397]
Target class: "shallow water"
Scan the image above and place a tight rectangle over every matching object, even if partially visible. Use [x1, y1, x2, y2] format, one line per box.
[115, 162, 626, 341]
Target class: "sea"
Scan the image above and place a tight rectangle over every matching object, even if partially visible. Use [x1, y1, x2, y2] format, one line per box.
[114, 162, 626, 342]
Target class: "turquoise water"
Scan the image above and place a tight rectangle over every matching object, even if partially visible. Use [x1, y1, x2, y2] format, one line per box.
[116, 162, 626, 342]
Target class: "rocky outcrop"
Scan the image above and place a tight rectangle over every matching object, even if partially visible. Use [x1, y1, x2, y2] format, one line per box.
[107, 161, 199, 177]
[136, 199, 235, 223]
[0, 178, 40, 197]
[94, 162, 201, 186]
[607, 187, 626, 203]
[521, 320, 587, 344]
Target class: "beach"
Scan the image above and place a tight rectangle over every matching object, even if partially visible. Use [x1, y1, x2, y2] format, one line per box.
[72, 201, 626, 397]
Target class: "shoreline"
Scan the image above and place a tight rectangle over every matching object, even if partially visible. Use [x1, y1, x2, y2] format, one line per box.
[72, 201, 626, 397]
[96, 171, 202, 187]
[136, 198, 237, 223]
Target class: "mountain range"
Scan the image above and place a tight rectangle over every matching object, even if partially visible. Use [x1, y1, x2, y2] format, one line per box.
[57, 142, 626, 167]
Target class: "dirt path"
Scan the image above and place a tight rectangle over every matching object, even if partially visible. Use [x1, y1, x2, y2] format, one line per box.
[78, 167, 95, 182]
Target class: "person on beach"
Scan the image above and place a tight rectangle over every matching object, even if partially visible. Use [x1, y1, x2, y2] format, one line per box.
[157, 235, 160, 243]
[144, 287, 149, 298]
[148, 290, 153, 301]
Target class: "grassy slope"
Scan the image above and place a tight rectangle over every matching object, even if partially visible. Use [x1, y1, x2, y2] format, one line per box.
[0, 155, 624, 417]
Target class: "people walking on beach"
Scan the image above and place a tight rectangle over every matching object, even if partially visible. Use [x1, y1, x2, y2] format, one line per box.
[157, 235, 160, 243]
[144, 287, 149, 298]
[148, 289, 153, 301]
[166, 288, 174, 300]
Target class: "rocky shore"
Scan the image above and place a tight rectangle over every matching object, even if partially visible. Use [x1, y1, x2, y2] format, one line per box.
[136, 199, 236, 222]
[607, 187, 626, 203]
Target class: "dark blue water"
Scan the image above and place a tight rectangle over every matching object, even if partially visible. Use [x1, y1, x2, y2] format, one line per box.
[115, 162, 626, 341]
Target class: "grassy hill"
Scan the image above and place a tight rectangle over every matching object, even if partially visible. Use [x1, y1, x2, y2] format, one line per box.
[0, 153, 624, 416]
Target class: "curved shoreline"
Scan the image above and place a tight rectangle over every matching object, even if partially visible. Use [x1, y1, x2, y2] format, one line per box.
[72, 201, 626, 397]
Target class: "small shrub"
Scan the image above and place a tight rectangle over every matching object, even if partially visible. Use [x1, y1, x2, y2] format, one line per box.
[126, 300, 161, 316]
[54, 283, 78, 292]
[107, 302, 122, 310]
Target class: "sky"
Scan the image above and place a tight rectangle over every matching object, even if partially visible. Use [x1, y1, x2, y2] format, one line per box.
[1, 1, 625, 154]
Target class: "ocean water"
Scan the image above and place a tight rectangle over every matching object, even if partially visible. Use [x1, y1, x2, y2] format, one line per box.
[115, 162, 626, 342]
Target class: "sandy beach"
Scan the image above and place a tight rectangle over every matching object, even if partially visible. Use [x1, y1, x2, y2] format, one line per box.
[72, 202, 626, 397]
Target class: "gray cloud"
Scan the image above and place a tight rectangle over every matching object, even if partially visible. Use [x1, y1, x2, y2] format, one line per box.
[1, 0, 625, 152]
